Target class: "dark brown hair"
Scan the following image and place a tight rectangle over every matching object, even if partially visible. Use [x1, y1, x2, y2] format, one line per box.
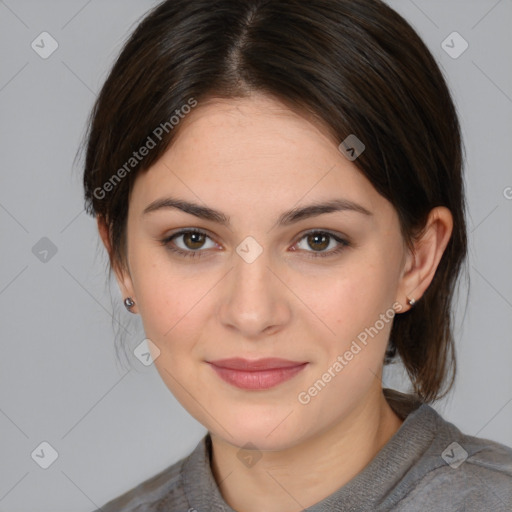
[82, 0, 469, 402]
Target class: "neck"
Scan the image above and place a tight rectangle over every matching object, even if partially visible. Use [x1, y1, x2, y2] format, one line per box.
[209, 386, 404, 512]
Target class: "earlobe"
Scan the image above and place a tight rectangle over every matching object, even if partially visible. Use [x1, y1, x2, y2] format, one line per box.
[395, 207, 453, 312]
[97, 216, 138, 313]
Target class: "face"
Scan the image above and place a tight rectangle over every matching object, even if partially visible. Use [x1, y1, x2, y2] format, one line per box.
[115, 93, 410, 451]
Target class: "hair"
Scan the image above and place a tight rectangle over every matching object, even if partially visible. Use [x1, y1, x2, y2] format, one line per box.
[81, 0, 469, 403]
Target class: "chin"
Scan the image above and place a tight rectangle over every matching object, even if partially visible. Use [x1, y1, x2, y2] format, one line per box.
[208, 409, 310, 452]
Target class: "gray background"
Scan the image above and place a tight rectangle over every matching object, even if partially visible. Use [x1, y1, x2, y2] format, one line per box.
[0, 1, 511, 510]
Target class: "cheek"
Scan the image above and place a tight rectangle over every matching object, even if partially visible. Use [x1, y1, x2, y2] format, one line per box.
[129, 248, 204, 346]
[133, 257, 209, 406]
[298, 253, 397, 367]
[304, 260, 388, 332]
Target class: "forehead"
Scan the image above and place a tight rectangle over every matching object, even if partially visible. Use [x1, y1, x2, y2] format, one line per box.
[129, 94, 391, 225]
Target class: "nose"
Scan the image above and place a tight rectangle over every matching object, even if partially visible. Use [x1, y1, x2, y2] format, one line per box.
[217, 248, 292, 339]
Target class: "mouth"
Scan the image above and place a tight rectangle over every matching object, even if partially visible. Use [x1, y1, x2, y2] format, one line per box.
[206, 358, 309, 390]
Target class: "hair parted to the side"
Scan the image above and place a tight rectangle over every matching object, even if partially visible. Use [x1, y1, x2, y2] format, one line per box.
[81, 0, 469, 403]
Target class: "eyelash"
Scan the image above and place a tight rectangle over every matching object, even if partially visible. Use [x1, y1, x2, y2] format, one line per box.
[160, 229, 350, 260]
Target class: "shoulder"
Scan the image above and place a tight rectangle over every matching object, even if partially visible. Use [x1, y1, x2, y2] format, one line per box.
[393, 405, 512, 511]
[93, 446, 193, 512]
[433, 406, 512, 482]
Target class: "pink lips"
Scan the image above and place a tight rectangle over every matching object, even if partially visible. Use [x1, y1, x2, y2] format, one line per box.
[207, 358, 308, 390]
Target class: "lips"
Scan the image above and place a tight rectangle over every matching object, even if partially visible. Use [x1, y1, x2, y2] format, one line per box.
[208, 357, 307, 370]
[206, 358, 308, 390]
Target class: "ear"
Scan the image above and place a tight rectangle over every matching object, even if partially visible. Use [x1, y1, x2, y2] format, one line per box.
[97, 215, 138, 314]
[395, 206, 453, 312]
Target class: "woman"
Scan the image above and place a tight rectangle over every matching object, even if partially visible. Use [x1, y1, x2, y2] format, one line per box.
[82, 0, 512, 510]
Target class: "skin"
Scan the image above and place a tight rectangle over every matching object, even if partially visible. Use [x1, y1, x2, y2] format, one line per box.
[98, 92, 453, 512]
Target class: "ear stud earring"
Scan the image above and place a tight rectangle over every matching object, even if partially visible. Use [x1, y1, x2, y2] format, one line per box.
[124, 297, 135, 311]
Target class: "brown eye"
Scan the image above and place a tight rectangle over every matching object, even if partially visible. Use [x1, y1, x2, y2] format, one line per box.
[182, 231, 207, 250]
[162, 229, 217, 258]
[294, 230, 350, 258]
[306, 233, 330, 251]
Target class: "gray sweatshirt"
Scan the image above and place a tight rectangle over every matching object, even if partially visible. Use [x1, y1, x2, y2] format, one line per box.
[94, 390, 512, 511]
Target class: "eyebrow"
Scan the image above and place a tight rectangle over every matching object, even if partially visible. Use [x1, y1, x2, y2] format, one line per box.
[142, 196, 373, 227]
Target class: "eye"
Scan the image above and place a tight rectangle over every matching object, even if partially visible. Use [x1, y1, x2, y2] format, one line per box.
[293, 230, 350, 258]
[161, 229, 218, 258]
[161, 229, 350, 260]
